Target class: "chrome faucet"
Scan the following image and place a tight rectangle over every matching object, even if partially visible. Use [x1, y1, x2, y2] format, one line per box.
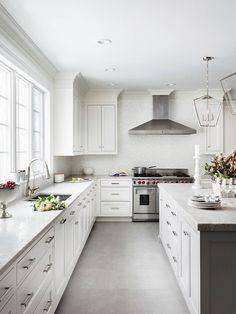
[25, 158, 51, 197]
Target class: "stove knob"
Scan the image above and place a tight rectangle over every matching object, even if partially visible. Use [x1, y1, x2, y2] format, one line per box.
[152, 181, 155, 185]
[142, 181, 145, 184]
[133, 181, 136, 184]
[156, 181, 159, 184]
[138, 181, 141, 184]
[147, 181, 150, 185]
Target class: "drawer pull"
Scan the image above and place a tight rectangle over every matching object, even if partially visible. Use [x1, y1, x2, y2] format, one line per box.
[172, 256, 177, 263]
[23, 258, 36, 270]
[43, 300, 52, 312]
[43, 263, 52, 273]
[21, 293, 34, 309]
[111, 182, 119, 185]
[83, 197, 86, 201]
[75, 221, 79, 225]
[171, 211, 176, 216]
[70, 211, 75, 215]
[60, 218, 67, 224]
[166, 204, 170, 208]
[166, 221, 171, 226]
[111, 193, 120, 195]
[166, 243, 171, 250]
[172, 230, 178, 237]
[78, 202, 82, 206]
[0, 287, 11, 303]
[183, 231, 190, 237]
[91, 198, 94, 201]
[111, 207, 120, 210]
[87, 200, 90, 204]
[45, 236, 54, 244]
[83, 205, 87, 208]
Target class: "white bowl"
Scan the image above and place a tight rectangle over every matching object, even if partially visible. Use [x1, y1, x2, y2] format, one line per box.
[83, 167, 94, 176]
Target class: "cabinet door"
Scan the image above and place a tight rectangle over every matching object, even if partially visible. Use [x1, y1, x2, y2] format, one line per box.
[54, 215, 66, 296]
[0, 295, 16, 314]
[87, 105, 102, 153]
[205, 111, 223, 154]
[101, 105, 116, 152]
[78, 103, 85, 152]
[65, 212, 74, 273]
[73, 216, 80, 257]
[180, 220, 191, 297]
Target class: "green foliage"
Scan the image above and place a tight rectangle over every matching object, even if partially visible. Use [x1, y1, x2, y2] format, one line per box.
[33, 194, 66, 212]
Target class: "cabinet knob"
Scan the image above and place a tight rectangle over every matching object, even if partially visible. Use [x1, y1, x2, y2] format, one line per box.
[60, 218, 67, 224]
[183, 230, 189, 236]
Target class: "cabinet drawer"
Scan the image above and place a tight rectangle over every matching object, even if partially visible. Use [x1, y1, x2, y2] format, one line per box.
[101, 188, 130, 201]
[34, 283, 53, 314]
[17, 227, 54, 285]
[0, 295, 15, 314]
[101, 202, 131, 216]
[17, 247, 53, 314]
[100, 180, 131, 187]
[0, 268, 15, 310]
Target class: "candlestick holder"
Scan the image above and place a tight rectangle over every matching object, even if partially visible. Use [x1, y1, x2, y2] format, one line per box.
[192, 155, 202, 190]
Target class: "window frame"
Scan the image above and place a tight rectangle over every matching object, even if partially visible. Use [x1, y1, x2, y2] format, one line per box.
[0, 60, 46, 179]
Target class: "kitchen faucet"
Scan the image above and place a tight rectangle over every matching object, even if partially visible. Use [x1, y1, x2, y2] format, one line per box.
[25, 158, 51, 197]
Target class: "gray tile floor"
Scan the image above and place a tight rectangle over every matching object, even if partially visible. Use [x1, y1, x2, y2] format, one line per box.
[55, 222, 189, 314]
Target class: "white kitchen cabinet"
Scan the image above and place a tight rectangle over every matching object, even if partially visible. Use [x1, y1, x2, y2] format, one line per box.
[159, 189, 200, 314]
[85, 104, 117, 154]
[0, 295, 16, 314]
[54, 72, 86, 156]
[99, 179, 132, 217]
[204, 109, 224, 154]
[64, 209, 75, 273]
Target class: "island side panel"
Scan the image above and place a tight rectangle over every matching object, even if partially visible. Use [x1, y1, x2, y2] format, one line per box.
[201, 231, 236, 314]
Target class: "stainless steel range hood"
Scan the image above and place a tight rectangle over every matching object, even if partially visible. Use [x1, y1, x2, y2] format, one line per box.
[129, 95, 197, 135]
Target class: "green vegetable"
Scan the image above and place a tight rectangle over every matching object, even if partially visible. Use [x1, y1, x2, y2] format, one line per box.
[33, 194, 66, 212]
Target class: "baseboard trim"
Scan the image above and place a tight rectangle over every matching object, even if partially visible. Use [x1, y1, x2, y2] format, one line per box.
[96, 217, 132, 222]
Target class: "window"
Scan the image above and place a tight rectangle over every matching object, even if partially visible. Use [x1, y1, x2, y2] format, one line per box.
[0, 61, 46, 180]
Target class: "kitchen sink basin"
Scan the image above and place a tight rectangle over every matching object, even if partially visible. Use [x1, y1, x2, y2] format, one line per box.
[26, 194, 72, 202]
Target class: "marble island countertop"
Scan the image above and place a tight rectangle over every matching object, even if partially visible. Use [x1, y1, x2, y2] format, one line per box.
[0, 180, 93, 275]
[159, 183, 236, 232]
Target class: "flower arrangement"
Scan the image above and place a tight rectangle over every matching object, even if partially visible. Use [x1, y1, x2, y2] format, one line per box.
[33, 194, 66, 212]
[205, 151, 236, 179]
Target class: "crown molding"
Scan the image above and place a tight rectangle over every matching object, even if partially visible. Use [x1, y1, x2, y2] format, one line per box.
[0, 4, 57, 80]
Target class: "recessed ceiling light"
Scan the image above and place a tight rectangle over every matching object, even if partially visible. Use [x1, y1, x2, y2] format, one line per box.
[165, 83, 176, 87]
[97, 38, 112, 45]
[105, 67, 116, 72]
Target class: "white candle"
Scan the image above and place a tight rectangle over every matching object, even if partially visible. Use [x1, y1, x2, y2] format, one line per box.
[194, 144, 200, 157]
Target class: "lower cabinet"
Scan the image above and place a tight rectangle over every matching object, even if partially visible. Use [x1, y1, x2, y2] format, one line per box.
[0, 181, 97, 314]
[159, 189, 200, 314]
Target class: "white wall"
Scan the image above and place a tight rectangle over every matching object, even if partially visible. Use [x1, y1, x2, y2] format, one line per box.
[72, 90, 211, 176]
[53, 156, 72, 177]
[224, 105, 236, 155]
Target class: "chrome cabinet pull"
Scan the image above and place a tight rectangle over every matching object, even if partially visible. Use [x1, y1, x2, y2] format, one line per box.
[166, 221, 171, 226]
[21, 293, 34, 309]
[23, 258, 36, 270]
[45, 236, 54, 244]
[83, 197, 86, 201]
[43, 263, 52, 273]
[75, 221, 79, 225]
[111, 207, 120, 210]
[111, 182, 119, 185]
[166, 204, 170, 208]
[60, 218, 67, 224]
[166, 243, 171, 250]
[83, 205, 87, 208]
[70, 211, 75, 215]
[172, 256, 177, 263]
[0, 287, 11, 303]
[78, 202, 82, 206]
[172, 230, 177, 237]
[86, 200, 90, 204]
[43, 300, 52, 312]
[183, 231, 189, 237]
[171, 211, 176, 216]
[111, 193, 120, 195]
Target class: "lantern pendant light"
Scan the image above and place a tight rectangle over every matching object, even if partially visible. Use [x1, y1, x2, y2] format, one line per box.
[194, 56, 222, 127]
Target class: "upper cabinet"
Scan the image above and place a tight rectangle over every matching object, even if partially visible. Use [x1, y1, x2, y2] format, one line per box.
[84, 89, 122, 155]
[203, 90, 224, 155]
[54, 72, 87, 156]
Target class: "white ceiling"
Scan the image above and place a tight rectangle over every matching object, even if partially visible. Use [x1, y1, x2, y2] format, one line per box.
[1, 0, 236, 90]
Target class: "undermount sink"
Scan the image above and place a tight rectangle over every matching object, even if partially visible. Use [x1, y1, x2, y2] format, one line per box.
[26, 194, 72, 202]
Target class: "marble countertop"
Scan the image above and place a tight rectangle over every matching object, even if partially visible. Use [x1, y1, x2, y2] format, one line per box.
[0, 180, 93, 275]
[159, 183, 236, 232]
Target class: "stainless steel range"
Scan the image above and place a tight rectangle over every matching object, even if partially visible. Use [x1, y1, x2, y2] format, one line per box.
[132, 168, 194, 222]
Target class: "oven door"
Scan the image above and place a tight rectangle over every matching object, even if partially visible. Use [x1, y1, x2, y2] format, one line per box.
[133, 187, 156, 214]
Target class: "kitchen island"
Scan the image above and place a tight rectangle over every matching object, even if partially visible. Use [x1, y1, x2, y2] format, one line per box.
[159, 183, 236, 314]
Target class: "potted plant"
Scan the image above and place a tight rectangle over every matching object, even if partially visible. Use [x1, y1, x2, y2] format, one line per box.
[205, 151, 236, 196]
